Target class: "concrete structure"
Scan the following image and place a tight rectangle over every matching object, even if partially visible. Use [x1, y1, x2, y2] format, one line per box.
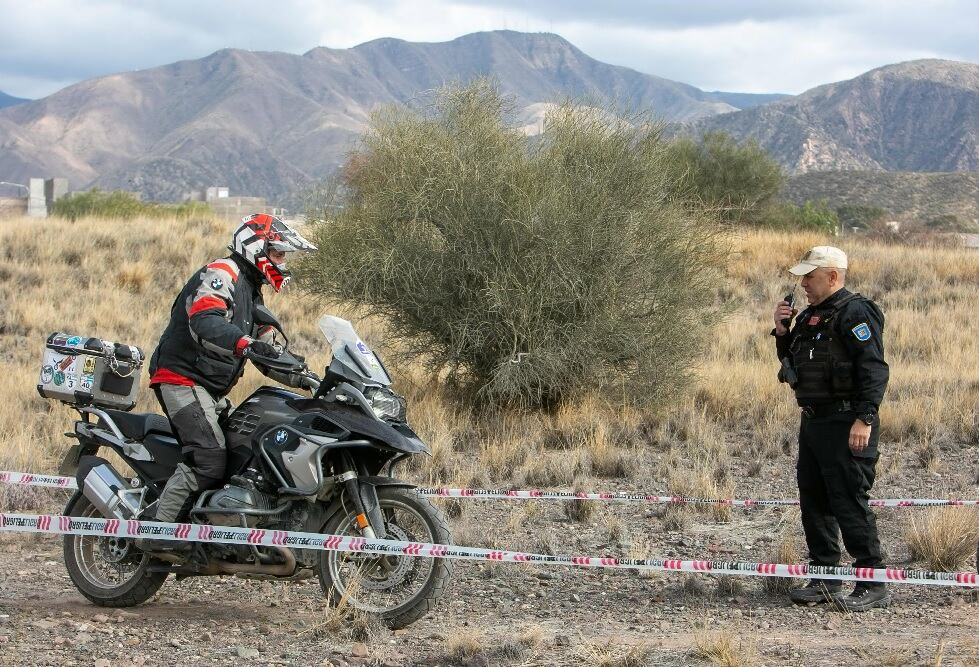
[27, 178, 46, 217]
[206, 186, 229, 201]
[209, 196, 272, 221]
[45, 178, 68, 207]
[183, 185, 287, 221]
[2, 177, 69, 218]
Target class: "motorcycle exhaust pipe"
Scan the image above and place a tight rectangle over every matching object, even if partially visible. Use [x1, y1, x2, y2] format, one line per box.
[82, 463, 141, 520]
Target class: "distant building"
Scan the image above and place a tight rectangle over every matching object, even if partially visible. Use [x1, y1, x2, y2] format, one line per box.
[185, 185, 289, 221]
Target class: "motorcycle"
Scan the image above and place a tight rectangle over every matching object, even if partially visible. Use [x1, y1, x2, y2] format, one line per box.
[54, 313, 452, 629]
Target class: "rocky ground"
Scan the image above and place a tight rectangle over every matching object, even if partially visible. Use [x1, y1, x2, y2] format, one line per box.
[0, 481, 977, 667]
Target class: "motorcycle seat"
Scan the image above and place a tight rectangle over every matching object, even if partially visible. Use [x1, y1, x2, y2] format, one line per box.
[101, 409, 174, 441]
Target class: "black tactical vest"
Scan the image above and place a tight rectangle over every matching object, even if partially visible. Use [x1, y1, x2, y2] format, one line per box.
[789, 293, 864, 403]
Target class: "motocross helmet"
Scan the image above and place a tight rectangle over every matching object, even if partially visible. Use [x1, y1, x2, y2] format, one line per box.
[230, 213, 317, 291]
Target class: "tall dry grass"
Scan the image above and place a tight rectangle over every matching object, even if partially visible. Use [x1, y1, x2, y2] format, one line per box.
[0, 216, 977, 529]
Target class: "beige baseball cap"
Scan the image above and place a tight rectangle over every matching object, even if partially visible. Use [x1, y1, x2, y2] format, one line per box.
[788, 246, 848, 276]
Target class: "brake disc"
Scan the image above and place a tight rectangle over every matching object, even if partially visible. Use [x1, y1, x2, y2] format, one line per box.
[342, 523, 414, 592]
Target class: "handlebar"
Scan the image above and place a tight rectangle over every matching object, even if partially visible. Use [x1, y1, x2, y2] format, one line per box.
[243, 347, 322, 392]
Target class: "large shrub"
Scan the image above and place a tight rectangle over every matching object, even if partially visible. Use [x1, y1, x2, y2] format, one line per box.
[761, 199, 840, 234]
[665, 130, 784, 225]
[299, 81, 723, 409]
[837, 204, 888, 230]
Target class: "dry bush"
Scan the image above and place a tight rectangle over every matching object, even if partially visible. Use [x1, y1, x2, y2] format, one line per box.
[564, 498, 598, 523]
[445, 628, 487, 663]
[506, 501, 546, 532]
[602, 511, 630, 545]
[682, 575, 709, 597]
[692, 630, 758, 667]
[493, 624, 547, 662]
[300, 578, 384, 642]
[762, 514, 804, 595]
[905, 507, 979, 571]
[0, 484, 59, 513]
[578, 640, 655, 667]
[659, 504, 689, 532]
[666, 454, 736, 523]
[520, 450, 587, 487]
[114, 260, 152, 293]
[855, 638, 950, 667]
[715, 575, 745, 598]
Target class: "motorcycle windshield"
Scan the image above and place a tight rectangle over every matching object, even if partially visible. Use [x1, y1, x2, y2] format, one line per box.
[317, 315, 392, 386]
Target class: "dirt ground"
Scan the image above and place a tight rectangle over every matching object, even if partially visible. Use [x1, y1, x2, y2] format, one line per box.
[0, 481, 977, 667]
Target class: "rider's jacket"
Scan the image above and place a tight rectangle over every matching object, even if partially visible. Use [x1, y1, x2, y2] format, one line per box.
[149, 255, 268, 397]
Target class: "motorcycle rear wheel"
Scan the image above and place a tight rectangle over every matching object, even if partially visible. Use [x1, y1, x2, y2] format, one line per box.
[318, 486, 452, 629]
[62, 493, 169, 606]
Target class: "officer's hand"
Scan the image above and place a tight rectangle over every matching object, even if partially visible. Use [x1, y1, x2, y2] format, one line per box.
[773, 300, 797, 336]
[248, 340, 281, 359]
[849, 420, 872, 453]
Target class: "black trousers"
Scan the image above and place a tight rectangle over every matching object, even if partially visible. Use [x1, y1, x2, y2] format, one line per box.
[797, 413, 883, 573]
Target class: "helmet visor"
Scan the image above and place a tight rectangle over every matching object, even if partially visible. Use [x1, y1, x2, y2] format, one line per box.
[266, 219, 317, 253]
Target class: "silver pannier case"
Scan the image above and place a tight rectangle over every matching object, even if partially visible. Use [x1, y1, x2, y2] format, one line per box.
[37, 333, 143, 411]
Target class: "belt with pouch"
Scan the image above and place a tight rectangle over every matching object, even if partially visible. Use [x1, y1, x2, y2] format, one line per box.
[800, 400, 852, 418]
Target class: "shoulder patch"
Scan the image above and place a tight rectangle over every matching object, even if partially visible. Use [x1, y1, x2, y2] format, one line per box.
[851, 322, 872, 341]
[207, 260, 239, 283]
[210, 277, 224, 290]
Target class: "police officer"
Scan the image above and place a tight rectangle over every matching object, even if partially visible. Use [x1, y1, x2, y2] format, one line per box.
[772, 246, 890, 611]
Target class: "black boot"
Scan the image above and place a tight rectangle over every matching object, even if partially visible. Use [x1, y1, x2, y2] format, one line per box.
[838, 583, 890, 612]
[789, 579, 844, 604]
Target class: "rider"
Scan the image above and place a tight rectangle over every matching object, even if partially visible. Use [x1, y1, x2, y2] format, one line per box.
[142, 213, 316, 549]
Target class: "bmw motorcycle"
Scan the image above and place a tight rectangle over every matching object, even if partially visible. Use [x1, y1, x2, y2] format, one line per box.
[57, 314, 451, 629]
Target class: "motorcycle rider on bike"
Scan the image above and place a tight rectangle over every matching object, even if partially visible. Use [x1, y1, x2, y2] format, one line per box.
[140, 213, 316, 551]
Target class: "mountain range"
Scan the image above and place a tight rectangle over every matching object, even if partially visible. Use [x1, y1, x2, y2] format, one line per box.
[0, 31, 977, 204]
[0, 91, 28, 109]
[696, 59, 979, 174]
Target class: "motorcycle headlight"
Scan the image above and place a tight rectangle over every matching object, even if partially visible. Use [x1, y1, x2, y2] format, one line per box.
[367, 388, 407, 422]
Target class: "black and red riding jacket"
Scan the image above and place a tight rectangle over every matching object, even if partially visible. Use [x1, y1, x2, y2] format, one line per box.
[149, 255, 267, 397]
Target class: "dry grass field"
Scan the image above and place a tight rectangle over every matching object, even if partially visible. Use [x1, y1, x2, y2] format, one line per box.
[0, 213, 977, 666]
[4, 215, 976, 488]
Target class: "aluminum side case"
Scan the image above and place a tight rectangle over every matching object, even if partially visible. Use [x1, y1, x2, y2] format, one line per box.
[38, 333, 143, 411]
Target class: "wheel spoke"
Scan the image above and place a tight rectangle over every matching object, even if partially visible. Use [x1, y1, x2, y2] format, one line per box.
[72, 504, 147, 591]
[322, 496, 442, 615]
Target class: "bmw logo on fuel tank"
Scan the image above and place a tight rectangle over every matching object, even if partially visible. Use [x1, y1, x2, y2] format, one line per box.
[274, 429, 289, 444]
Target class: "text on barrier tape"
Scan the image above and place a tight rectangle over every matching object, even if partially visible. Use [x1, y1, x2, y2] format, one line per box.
[4, 471, 977, 508]
[0, 512, 976, 588]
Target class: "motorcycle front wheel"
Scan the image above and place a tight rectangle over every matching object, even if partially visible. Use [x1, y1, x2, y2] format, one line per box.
[318, 486, 453, 629]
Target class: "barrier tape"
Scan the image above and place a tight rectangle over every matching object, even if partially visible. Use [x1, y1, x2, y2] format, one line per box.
[1, 512, 976, 588]
[4, 471, 977, 508]
[416, 487, 979, 508]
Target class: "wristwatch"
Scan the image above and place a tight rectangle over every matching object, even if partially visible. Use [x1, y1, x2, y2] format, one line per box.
[857, 413, 876, 426]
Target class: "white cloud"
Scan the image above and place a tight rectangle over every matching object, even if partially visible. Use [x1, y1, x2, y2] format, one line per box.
[0, 0, 976, 98]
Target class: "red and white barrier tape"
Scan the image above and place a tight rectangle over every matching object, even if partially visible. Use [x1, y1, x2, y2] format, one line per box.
[1, 472, 76, 489]
[1, 512, 975, 588]
[4, 471, 976, 508]
[416, 487, 979, 508]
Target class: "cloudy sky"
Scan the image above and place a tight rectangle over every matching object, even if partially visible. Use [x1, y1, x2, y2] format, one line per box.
[1, 0, 976, 99]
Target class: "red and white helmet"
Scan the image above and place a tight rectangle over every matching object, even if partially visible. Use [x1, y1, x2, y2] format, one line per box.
[230, 213, 316, 291]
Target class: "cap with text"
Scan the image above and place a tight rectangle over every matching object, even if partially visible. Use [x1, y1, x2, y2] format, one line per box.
[788, 246, 848, 276]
